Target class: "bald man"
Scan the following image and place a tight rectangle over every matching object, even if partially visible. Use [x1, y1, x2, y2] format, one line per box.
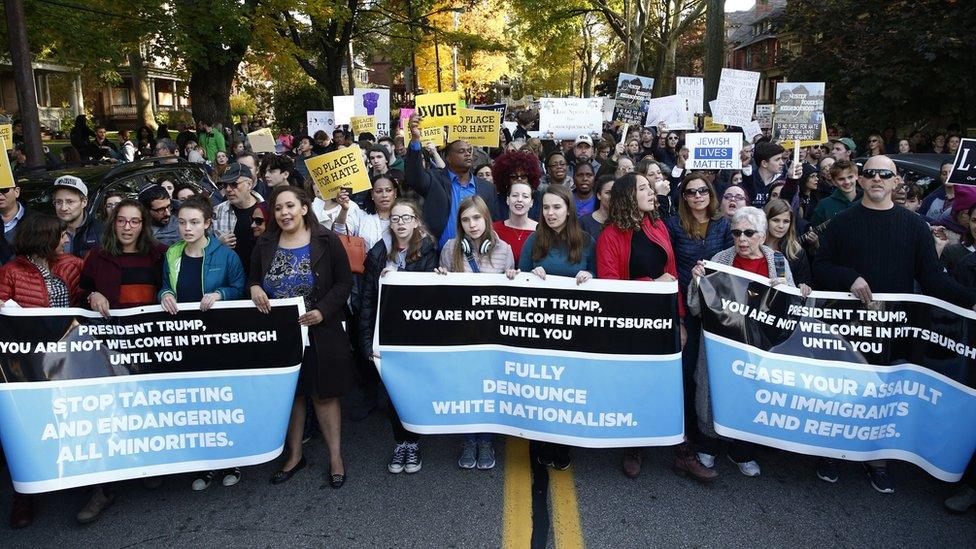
[812, 155, 976, 492]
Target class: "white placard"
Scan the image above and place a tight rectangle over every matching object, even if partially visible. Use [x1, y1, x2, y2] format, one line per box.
[755, 104, 774, 129]
[354, 88, 391, 137]
[538, 97, 603, 140]
[307, 111, 336, 138]
[686, 132, 743, 170]
[601, 96, 616, 122]
[713, 69, 760, 127]
[741, 120, 763, 142]
[334, 95, 354, 126]
[645, 95, 694, 130]
[676, 77, 704, 115]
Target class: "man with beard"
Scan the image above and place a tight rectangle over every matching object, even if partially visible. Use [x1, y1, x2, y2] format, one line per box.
[51, 176, 102, 257]
[139, 184, 180, 245]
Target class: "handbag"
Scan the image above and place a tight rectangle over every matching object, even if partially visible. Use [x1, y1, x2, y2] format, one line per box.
[336, 225, 366, 274]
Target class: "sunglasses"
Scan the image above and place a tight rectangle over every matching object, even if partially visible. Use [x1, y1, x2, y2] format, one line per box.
[221, 181, 240, 189]
[511, 173, 529, 181]
[683, 187, 709, 197]
[731, 229, 759, 238]
[251, 216, 265, 225]
[722, 193, 746, 202]
[0, 188, 13, 195]
[861, 168, 896, 180]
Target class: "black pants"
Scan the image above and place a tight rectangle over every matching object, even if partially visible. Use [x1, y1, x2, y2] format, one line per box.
[388, 401, 419, 444]
[531, 441, 571, 463]
[681, 316, 706, 446]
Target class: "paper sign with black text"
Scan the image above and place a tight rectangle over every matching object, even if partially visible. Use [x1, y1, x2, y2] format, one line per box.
[306, 145, 372, 198]
[350, 115, 378, 138]
[416, 91, 463, 128]
[645, 95, 694, 131]
[755, 104, 774, 129]
[686, 133, 743, 170]
[539, 98, 603, 140]
[947, 138, 976, 185]
[448, 108, 501, 147]
[772, 82, 825, 141]
[713, 69, 760, 127]
[676, 77, 705, 115]
[307, 111, 336, 139]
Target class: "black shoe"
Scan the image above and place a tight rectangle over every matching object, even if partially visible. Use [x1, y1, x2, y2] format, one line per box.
[329, 471, 346, 489]
[348, 400, 376, 422]
[270, 457, 306, 485]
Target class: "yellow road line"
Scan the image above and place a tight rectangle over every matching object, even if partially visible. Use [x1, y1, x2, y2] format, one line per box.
[502, 437, 533, 549]
[549, 466, 584, 549]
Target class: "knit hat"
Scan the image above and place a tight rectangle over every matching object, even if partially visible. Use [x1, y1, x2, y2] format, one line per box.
[952, 184, 976, 215]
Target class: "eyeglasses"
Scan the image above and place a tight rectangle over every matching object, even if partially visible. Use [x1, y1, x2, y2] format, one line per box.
[722, 194, 746, 202]
[390, 214, 416, 224]
[221, 181, 240, 189]
[668, 136, 679, 141]
[251, 216, 265, 225]
[869, 139, 879, 143]
[683, 187, 709, 197]
[115, 217, 143, 227]
[731, 229, 759, 238]
[511, 173, 529, 181]
[861, 168, 896, 180]
[150, 202, 171, 214]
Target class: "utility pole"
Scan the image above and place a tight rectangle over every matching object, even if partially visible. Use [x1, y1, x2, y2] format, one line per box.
[704, 0, 726, 113]
[433, 33, 442, 92]
[4, 0, 43, 171]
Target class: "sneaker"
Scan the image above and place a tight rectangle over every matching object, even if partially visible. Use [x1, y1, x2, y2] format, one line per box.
[816, 458, 839, 483]
[222, 468, 241, 487]
[729, 455, 761, 477]
[191, 471, 215, 491]
[76, 487, 114, 524]
[388, 442, 407, 474]
[697, 452, 716, 469]
[404, 442, 422, 474]
[458, 441, 477, 469]
[864, 464, 896, 494]
[477, 441, 496, 470]
[551, 454, 572, 471]
[945, 485, 976, 513]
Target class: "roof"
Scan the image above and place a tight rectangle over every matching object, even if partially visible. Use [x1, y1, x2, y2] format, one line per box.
[726, 0, 788, 49]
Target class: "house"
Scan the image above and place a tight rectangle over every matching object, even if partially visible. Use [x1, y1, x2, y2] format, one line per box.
[0, 59, 82, 132]
[726, 0, 795, 104]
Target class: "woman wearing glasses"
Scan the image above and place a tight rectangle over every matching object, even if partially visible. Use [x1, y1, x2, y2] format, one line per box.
[360, 200, 438, 474]
[689, 206, 797, 478]
[719, 184, 749, 221]
[866, 134, 886, 157]
[664, 173, 733, 480]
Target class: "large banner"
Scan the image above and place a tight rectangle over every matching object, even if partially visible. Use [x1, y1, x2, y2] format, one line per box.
[698, 262, 976, 481]
[374, 273, 683, 447]
[0, 299, 307, 493]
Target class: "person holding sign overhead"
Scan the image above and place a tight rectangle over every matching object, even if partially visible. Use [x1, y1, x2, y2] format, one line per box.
[405, 114, 499, 248]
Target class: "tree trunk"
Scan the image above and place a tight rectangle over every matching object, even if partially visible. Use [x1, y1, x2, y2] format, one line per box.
[704, 0, 726, 112]
[346, 41, 355, 95]
[4, 0, 43, 171]
[187, 58, 239, 128]
[653, 39, 679, 96]
[128, 51, 155, 129]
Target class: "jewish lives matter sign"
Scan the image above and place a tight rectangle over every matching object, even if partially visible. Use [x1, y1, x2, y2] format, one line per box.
[697, 262, 976, 481]
[0, 299, 307, 493]
[687, 133, 742, 170]
[374, 272, 683, 447]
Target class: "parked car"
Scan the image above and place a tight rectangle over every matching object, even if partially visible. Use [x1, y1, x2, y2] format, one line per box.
[854, 153, 953, 195]
[14, 157, 222, 220]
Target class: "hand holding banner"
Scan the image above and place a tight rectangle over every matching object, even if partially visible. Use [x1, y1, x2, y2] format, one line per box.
[306, 145, 372, 198]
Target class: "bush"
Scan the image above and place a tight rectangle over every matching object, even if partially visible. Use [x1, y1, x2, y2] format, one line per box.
[271, 82, 330, 133]
[230, 92, 258, 118]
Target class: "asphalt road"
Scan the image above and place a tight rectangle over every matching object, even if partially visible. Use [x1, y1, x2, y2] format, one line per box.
[1, 411, 974, 548]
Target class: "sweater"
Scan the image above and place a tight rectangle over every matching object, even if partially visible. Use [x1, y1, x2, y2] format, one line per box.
[80, 245, 167, 308]
[159, 237, 246, 302]
[518, 233, 596, 277]
[813, 203, 976, 308]
[0, 254, 83, 308]
[809, 187, 859, 228]
[440, 237, 515, 274]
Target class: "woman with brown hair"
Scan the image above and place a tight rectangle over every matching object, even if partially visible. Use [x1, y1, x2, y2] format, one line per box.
[866, 134, 886, 157]
[360, 199, 438, 474]
[250, 186, 354, 489]
[763, 198, 813, 292]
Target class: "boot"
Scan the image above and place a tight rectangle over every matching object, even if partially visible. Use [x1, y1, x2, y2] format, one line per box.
[76, 485, 114, 524]
[622, 448, 643, 478]
[673, 444, 718, 482]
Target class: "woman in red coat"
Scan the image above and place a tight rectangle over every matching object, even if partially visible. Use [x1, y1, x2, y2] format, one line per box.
[595, 173, 710, 483]
[0, 214, 82, 530]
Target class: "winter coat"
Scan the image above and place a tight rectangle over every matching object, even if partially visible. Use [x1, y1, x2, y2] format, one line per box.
[0, 254, 83, 308]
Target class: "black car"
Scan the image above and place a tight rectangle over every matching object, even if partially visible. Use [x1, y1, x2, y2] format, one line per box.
[854, 153, 953, 194]
[15, 157, 222, 220]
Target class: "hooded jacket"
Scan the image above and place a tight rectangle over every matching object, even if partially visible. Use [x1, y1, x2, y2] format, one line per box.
[159, 237, 245, 302]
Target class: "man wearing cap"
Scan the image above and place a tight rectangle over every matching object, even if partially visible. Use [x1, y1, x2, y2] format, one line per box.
[573, 134, 601, 174]
[213, 162, 263, 274]
[830, 138, 855, 162]
[52, 176, 103, 258]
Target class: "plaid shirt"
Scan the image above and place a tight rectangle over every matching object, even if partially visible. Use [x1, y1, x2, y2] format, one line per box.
[27, 256, 70, 307]
[212, 192, 263, 237]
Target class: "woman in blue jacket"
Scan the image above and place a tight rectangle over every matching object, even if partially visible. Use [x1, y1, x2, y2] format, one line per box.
[158, 194, 246, 490]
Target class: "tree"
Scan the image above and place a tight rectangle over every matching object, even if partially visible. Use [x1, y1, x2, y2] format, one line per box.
[645, 0, 706, 95]
[703, 0, 724, 108]
[781, 0, 976, 135]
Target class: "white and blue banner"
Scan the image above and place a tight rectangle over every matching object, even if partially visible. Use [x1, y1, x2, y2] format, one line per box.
[0, 299, 307, 493]
[374, 272, 683, 447]
[698, 262, 976, 481]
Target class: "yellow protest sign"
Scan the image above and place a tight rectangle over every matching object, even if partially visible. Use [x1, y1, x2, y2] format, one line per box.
[247, 127, 275, 153]
[448, 109, 500, 148]
[415, 91, 462, 128]
[306, 145, 371, 199]
[419, 125, 447, 148]
[783, 118, 828, 149]
[703, 116, 725, 132]
[350, 115, 378, 137]
[0, 137, 14, 189]
[0, 125, 12, 150]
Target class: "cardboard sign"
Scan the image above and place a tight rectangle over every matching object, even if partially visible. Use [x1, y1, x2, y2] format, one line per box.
[676, 77, 704, 115]
[307, 111, 336, 139]
[686, 133, 743, 170]
[772, 82, 825, 141]
[755, 104, 774, 129]
[0, 136, 14, 189]
[419, 126, 447, 148]
[613, 73, 655, 125]
[782, 118, 828, 149]
[354, 88, 391, 137]
[741, 120, 763, 142]
[0, 125, 12, 150]
[713, 69, 760, 127]
[538, 97, 603, 140]
[399, 108, 416, 131]
[415, 91, 462, 127]
[947, 138, 976, 185]
[645, 95, 694, 131]
[350, 115, 378, 138]
[448, 108, 501, 148]
[334, 95, 355, 126]
[247, 127, 275, 153]
[306, 145, 371, 199]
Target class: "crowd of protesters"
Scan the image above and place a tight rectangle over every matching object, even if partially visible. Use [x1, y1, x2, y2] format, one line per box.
[1, 106, 975, 529]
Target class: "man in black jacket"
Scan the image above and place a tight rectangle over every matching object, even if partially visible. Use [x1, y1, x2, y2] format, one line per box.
[405, 114, 499, 248]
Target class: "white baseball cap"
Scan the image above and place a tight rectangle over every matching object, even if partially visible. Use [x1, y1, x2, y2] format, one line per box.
[53, 175, 88, 197]
[575, 134, 593, 147]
